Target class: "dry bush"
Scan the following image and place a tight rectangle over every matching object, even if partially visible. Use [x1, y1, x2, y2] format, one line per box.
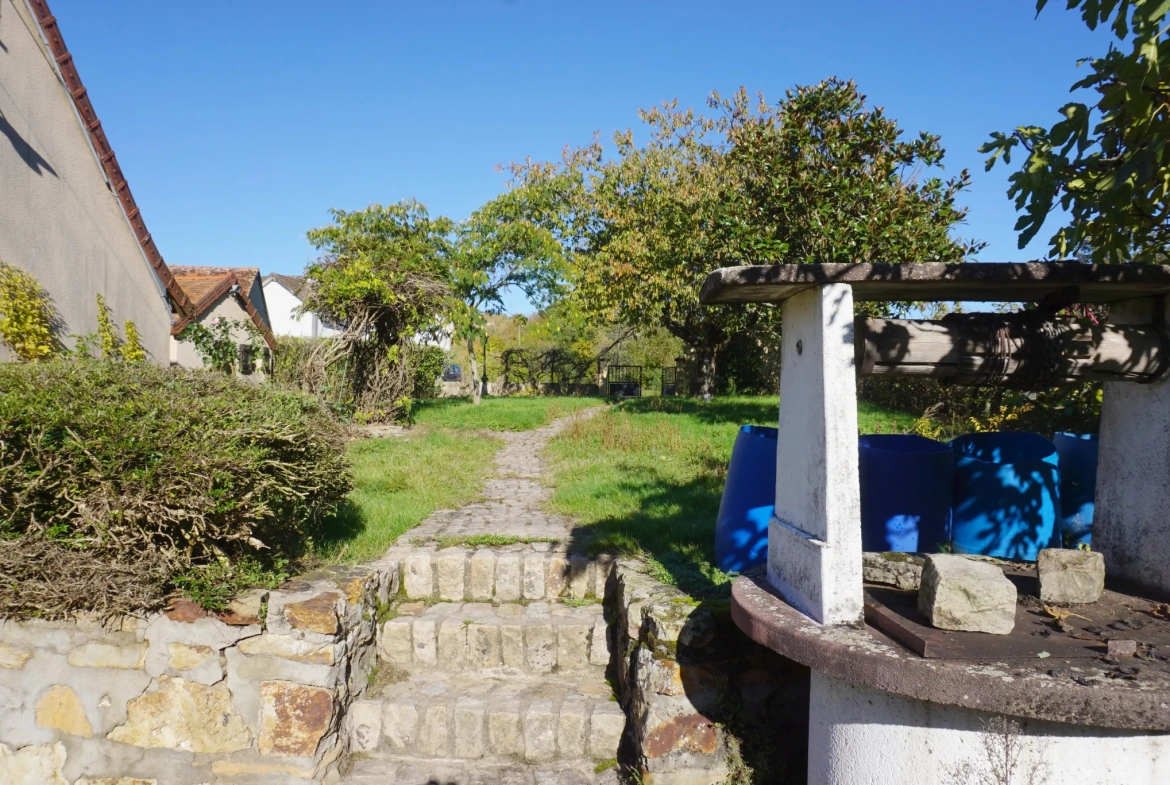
[0, 359, 352, 618]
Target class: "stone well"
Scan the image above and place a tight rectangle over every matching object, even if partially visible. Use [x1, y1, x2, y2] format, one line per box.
[701, 262, 1170, 784]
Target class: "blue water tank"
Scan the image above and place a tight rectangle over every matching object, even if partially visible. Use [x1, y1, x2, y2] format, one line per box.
[858, 434, 953, 553]
[715, 425, 777, 573]
[1054, 432, 1098, 547]
[951, 432, 1060, 560]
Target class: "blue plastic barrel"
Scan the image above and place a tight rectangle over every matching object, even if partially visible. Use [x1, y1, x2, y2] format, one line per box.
[951, 432, 1061, 560]
[1054, 432, 1098, 547]
[858, 434, 954, 553]
[715, 425, 778, 573]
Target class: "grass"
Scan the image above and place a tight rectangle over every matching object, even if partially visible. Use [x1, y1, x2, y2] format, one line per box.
[546, 395, 915, 598]
[410, 395, 604, 431]
[312, 430, 500, 563]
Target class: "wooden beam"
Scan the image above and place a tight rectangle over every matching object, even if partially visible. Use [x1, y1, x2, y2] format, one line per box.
[855, 315, 1170, 387]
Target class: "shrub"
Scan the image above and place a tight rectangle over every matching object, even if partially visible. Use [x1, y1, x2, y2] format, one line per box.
[410, 344, 446, 399]
[0, 359, 352, 618]
[0, 259, 56, 361]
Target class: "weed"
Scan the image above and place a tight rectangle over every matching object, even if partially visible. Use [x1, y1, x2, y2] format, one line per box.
[431, 534, 561, 549]
[593, 758, 618, 773]
[173, 557, 290, 613]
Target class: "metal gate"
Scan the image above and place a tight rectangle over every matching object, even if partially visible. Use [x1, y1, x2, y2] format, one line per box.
[606, 365, 642, 398]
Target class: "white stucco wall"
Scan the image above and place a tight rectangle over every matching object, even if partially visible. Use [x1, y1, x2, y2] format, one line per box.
[0, 0, 172, 361]
[170, 292, 267, 379]
[809, 672, 1170, 785]
[769, 283, 863, 624]
[262, 278, 337, 338]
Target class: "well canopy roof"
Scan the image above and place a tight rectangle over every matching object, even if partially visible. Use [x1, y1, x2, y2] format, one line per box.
[699, 263, 1170, 305]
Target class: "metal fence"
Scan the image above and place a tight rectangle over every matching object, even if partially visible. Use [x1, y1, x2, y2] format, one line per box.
[606, 365, 642, 398]
[661, 366, 683, 396]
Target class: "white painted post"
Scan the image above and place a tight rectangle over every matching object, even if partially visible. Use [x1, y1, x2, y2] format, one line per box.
[768, 283, 863, 624]
[1094, 297, 1170, 594]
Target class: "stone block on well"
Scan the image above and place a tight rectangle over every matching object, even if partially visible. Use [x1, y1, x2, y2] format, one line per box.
[1038, 548, 1105, 604]
[862, 551, 924, 591]
[918, 555, 1017, 635]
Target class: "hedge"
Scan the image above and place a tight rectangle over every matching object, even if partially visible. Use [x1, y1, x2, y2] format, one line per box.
[0, 360, 351, 618]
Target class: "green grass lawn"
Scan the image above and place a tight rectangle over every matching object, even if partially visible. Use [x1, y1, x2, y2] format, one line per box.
[311, 430, 500, 563]
[546, 395, 915, 598]
[410, 396, 605, 431]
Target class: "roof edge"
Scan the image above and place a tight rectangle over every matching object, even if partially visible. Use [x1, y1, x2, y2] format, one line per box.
[26, 0, 195, 321]
[171, 270, 277, 351]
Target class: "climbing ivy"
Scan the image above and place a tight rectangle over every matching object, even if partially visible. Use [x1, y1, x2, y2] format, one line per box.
[0, 260, 56, 361]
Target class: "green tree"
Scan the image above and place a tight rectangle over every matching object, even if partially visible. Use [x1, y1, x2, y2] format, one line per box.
[982, 0, 1170, 263]
[452, 189, 567, 404]
[514, 79, 980, 394]
[299, 201, 452, 419]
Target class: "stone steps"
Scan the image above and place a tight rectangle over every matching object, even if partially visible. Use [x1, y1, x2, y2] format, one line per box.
[344, 755, 620, 785]
[378, 599, 610, 675]
[384, 544, 616, 603]
[347, 671, 625, 772]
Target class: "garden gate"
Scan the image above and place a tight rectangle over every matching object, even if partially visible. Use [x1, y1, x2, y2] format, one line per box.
[606, 365, 642, 397]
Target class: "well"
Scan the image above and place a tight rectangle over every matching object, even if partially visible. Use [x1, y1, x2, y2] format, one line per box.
[702, 262, 1170, 784]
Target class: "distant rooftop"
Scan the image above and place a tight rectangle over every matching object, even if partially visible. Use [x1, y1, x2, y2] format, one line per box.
[699, 263, 1170, 305]
[264, 273, 314, 300]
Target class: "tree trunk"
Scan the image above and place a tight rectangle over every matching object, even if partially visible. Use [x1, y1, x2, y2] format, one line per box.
[695, 344, 718, 398]
[467, 337, 481, 405]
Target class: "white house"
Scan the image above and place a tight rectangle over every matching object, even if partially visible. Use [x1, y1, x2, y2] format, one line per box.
[262, 273, 339, 338]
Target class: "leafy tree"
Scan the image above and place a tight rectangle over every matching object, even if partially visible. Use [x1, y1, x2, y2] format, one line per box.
[982, 0, 1170, 263]
[452, 189, 567, 404]
[513, 79, 980, 394]
[297, 201, 452, 420]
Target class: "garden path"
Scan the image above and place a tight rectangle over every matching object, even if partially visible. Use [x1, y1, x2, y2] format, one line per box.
[402, 407, 602, 545]
[344, 406, 623, 785]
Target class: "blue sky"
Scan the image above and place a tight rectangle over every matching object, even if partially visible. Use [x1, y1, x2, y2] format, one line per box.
[52, 0, 1111, 313]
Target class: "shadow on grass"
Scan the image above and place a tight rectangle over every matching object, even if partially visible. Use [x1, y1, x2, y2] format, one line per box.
[616, 396, 777, 427]
[306, 498, 367, 560]
[566, 459, 731, 599]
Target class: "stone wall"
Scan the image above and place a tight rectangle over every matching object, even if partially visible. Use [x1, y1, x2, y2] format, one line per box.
[609, 562, 811, 785]
[0, 558, 398, 784]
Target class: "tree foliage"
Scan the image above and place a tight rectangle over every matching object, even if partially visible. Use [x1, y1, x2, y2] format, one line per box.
[297, 201, 452, 420]
[452, 188, 567, 403]
[512, 79, 980, 393]
[982, 0, 1170, 262]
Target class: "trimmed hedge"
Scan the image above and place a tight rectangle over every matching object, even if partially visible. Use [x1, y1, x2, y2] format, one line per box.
[0, 360, 352, 617]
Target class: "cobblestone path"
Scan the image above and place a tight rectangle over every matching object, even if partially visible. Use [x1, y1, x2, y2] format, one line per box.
[344, 406, 623, 785]
[404, 408, 600, 545]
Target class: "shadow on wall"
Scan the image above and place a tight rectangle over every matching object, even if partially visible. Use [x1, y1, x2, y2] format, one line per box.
[0, 111, 57, 176]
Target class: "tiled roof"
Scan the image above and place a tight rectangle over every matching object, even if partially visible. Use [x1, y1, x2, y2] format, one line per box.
[264, 272, 313, 300]
[169, 266, 276, 350]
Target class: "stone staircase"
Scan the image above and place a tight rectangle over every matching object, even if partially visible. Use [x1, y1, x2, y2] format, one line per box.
[340, 411, 625, 785]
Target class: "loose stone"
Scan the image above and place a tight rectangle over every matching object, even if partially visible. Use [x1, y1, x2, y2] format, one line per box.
[918, 554, 1017, 634]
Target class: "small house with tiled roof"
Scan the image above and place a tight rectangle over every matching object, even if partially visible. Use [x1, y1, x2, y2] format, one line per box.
[262, 272, 338, 338]
[169, 266, 275, 376]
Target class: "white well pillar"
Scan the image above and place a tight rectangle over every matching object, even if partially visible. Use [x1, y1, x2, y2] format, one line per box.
[1095, 297, 1170, 594]
[769, 283, 863, 624]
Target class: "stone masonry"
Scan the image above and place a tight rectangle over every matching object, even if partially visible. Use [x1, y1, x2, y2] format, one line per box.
[0, 559, 398, 784]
